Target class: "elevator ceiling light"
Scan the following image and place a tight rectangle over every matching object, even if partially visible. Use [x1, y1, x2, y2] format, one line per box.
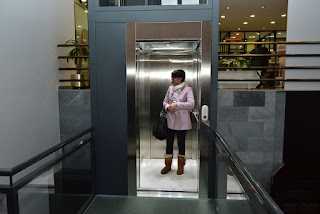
[271, 21, 276, 24]
[250, 15, 255, 18]
[281, 14, 287, 17]
[221, 15, 226, 18]
[243, 22, 248, 25]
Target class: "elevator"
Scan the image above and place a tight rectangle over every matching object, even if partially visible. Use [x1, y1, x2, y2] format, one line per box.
[126, 22, 212, 197]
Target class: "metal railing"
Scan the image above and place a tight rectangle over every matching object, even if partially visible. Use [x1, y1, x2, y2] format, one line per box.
[0, 127, 95, 214]
[215, 131, 284, 214]
[218, 41, 320, 89]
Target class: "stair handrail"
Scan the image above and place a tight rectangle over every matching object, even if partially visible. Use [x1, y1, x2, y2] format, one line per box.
[0, 127, 95, 214]
[0, 127, 94, 179]
[215, 131, 284, 214]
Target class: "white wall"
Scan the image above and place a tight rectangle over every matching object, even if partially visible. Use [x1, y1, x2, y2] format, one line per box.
[0, 0, 75, 168]
[285, 0, 320, 90]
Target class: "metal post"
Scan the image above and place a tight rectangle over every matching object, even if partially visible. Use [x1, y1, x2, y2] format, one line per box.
[7, 189, 19, 214]
[90, 138, 96, 194]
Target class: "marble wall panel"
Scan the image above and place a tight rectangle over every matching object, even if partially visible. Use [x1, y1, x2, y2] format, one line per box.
[233, 91, 265, 107]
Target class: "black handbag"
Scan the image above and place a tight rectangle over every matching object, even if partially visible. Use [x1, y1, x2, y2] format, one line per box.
[152, 108, 167, 141]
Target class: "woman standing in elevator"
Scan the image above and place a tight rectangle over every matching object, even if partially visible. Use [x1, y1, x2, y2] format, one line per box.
[161, 69, 195, 175]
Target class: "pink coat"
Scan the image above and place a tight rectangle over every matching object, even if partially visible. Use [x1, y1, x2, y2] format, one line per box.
[163, 84, 195, 130]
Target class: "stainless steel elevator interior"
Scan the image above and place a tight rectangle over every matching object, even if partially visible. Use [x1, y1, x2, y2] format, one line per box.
[127, 22, 212, 197]
[137, 41, 200, 193]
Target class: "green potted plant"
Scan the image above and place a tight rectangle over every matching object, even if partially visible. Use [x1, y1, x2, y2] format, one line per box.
[218, 57, 251, 71]
[65, 39, 89, 88]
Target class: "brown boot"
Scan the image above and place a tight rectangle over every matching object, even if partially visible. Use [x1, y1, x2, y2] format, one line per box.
[177, 155, 186, 175]
[161, 154, 173, 174]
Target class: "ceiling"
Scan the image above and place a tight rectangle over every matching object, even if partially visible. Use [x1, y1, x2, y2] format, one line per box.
[219, 0, 288, 32]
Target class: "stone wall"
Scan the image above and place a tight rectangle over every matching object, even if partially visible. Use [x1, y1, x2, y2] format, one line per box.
[58, 89, 286, 192]
[217, 90, 286, 192]
[58, 90, 92, 169]
[59, 90, 91, 141]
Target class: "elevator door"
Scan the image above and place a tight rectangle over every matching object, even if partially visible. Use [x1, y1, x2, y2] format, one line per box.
[136, 41, 201, 192]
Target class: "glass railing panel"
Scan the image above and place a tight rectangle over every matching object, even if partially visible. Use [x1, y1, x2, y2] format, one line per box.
[99, 0, 208, 7]
[215, 144, 246, 200]
[17, 142, 94, 214]
[215, 132, 283, 214]
[0, 193, 8, 214]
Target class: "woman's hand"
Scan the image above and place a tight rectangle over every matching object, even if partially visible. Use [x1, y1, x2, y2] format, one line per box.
[168, 103, 177, 112]
[171, 103, 177, 109]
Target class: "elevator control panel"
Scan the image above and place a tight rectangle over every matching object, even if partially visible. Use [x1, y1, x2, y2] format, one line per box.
[201, 105, 209, 122]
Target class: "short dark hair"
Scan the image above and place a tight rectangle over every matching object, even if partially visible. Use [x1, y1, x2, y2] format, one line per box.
[171, 69, 185, 82]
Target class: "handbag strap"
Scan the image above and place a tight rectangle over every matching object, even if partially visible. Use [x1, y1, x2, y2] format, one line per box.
[160, 107, 166, 117]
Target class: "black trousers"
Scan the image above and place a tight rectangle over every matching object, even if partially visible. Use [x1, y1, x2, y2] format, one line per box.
[166, 128, 187, 155]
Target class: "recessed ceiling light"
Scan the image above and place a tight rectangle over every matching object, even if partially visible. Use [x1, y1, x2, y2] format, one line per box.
[281, 14, 287, 17]
[219, 23, 220, 25]
[243, 22, 248, 24]
[252, 36, 256, 38]
[270, 35, 274, 38]
[227, 7, 230, 9]
[77, 25, 82, 28]
[77, 36, 80, 38]
[221, 15, 226, 18]
[85, 10, 88, 13]
[82, 0, 87, 2]
[250, 15, 255, 18]
[257, 33, 260, 35]
[271, 21, 276, 24]
[263, 27, 266, 30]
[236, 33, 240, 35]
[262, 6, 265, 9]
[278, 32, 282, 35]
[238, 28, 241, 30]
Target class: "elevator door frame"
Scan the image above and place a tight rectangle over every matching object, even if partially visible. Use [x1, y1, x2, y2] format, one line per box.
[126, 21, 212, 197]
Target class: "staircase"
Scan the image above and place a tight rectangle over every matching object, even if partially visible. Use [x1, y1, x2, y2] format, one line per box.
[272, 164, 320, 214]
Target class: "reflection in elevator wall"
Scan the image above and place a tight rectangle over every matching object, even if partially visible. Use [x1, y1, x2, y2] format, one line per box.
[136, 41, 201, 192]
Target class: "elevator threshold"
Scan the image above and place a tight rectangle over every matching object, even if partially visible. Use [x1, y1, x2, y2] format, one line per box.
[137, 190, 199, 199]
